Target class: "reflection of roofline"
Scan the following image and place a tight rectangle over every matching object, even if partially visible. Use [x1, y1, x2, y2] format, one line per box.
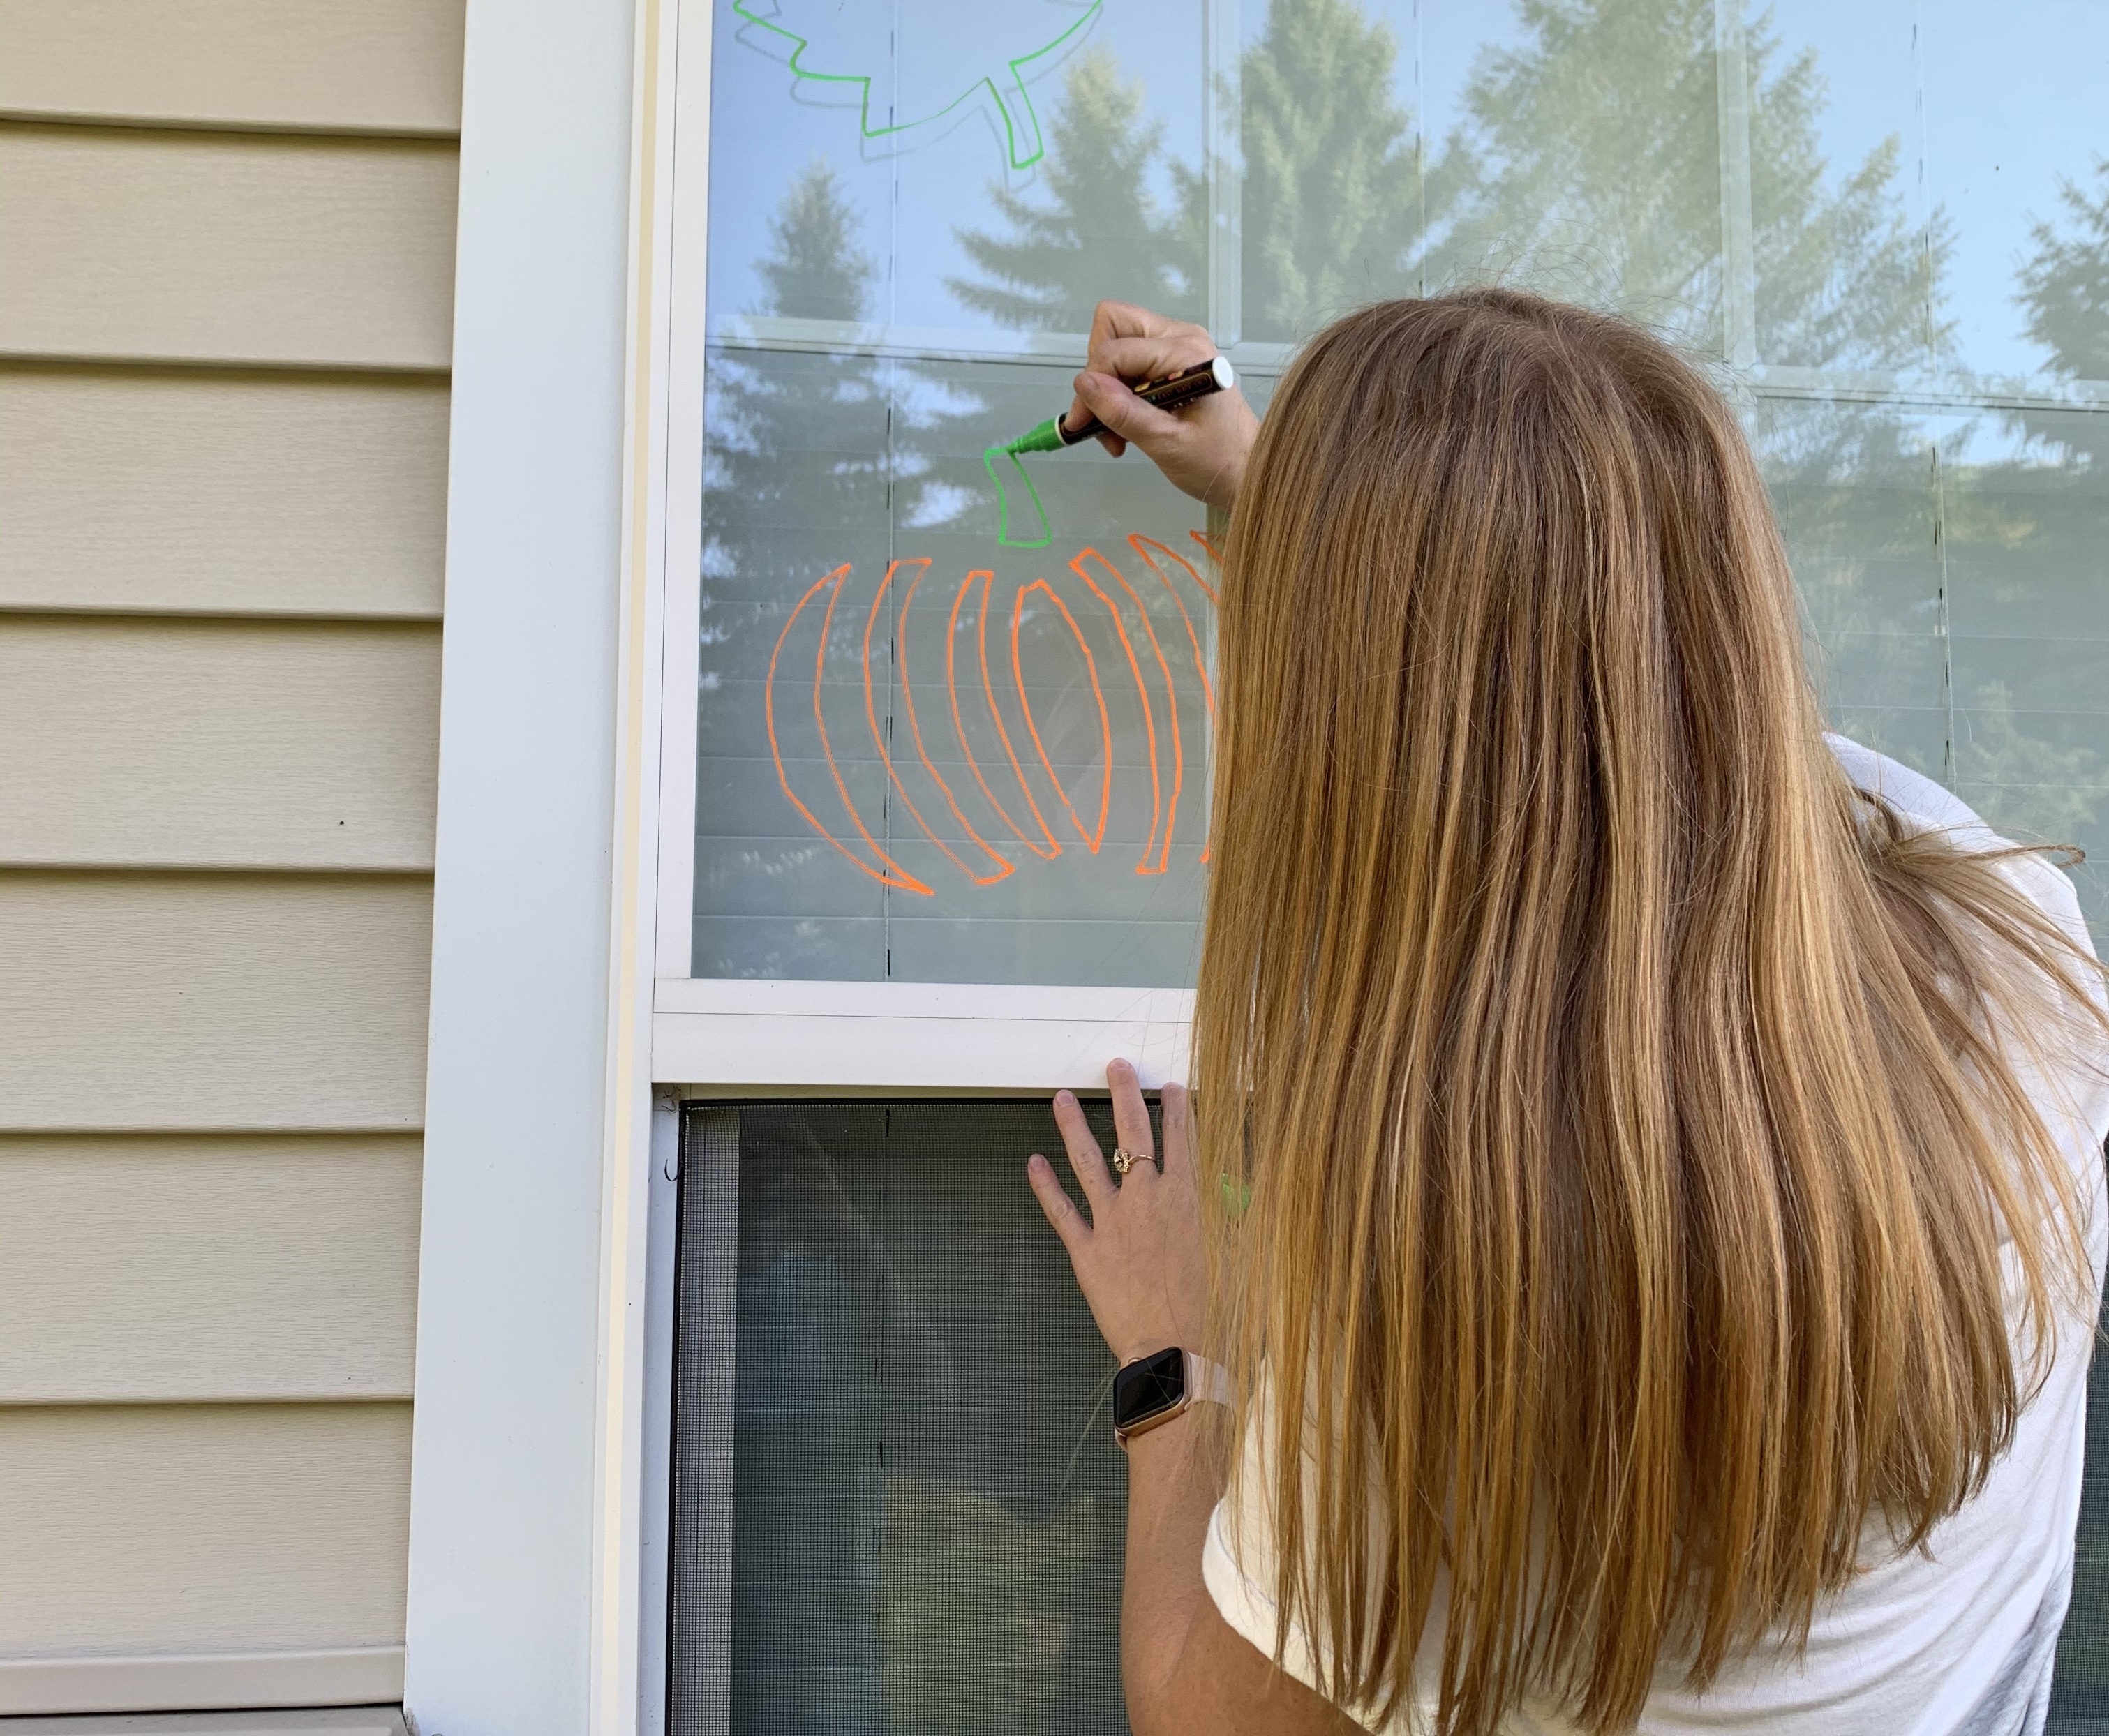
[706, 315, 2109, 414]
[1744, 362, 2109, 416]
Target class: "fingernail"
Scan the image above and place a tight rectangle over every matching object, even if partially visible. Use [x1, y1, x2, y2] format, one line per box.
[1055, 1091, 1075, 1108]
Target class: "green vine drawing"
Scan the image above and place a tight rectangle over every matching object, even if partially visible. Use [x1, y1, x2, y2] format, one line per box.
[731, 0, 1103, 172]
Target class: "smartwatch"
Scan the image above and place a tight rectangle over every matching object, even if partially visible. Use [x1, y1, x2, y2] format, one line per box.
[1111, 1347, 1233, 1447]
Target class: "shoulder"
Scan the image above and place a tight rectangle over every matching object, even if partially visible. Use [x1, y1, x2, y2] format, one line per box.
[1825, 733, 1994, 845]
[1824, 733, 2092, 950]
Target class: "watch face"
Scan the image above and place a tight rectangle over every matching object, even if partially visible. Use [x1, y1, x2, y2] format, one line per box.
[1112, 1347, 1188, 1433]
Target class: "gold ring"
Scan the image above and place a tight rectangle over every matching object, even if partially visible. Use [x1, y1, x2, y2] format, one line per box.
[1112, 1147, 1142, 1176]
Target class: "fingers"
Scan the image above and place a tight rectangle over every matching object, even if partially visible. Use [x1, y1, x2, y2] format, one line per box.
[1073, 371, 1187, 449]
[1108, 1058, 1155, 1176]
[1052, 1088, 1118, 1206]
[1066, 301, 1216, 447]
[1159, 1082, 1195, 1185]
[1026, 1152, 1089, 1252]
[1085, 297, 1189, 347]
[1089, 332, 1216, 382]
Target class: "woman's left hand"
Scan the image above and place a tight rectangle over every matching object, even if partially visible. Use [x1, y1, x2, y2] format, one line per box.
[1027, 1059, 1208, 1367]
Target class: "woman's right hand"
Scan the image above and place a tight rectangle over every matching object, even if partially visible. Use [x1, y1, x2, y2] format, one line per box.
[1066, 300, 1260, 516]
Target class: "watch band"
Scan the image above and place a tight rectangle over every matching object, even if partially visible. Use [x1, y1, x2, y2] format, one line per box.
[1188, 1351, 1234, 1407]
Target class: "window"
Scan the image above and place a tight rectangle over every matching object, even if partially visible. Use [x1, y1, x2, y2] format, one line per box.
[665, 2, 2109, 1725]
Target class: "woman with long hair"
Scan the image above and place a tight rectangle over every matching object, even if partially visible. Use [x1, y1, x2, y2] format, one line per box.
[1025, 290, 2109, 1735]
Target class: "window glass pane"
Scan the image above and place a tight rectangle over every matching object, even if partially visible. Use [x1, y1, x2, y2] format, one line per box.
[708, 2, 1209, 339]
[1745, 0, 1931, 375]
[1416, 0, 1725, 353]
[1945, 408, 2109, 925]
[1919, 0, 2109, 384]
[1755, 395, 1946, 777]
[1754, 0, 2109, 384]
[698, 343, 1212, 984]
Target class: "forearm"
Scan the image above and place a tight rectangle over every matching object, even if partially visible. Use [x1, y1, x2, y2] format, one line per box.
[1025, 1072, 1352, 1733]
[1120, 1413, 1223, 1726]
[1119, 1414, 1362, 1736]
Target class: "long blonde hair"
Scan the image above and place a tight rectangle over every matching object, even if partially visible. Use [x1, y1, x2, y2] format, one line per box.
[1194, 290, 2100, 1734]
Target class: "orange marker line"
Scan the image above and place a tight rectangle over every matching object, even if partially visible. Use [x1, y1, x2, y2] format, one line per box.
[766, 564, 930, 893]
[1129, 534, 1219, 863]
[1186, 529, 1222, 599]
[815, 564, 934, 896]
[1128, 535, 1217, 719]
[981, 571, 1063, 859]
[1012, 578, 1111, 853]
[948, 571, 1042, 858]
[872, 559, 1013, 885]
[1073, 546, 1176, 875]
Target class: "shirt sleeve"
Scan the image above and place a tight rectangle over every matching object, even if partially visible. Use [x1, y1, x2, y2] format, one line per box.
[1825, 732, 2000, 843]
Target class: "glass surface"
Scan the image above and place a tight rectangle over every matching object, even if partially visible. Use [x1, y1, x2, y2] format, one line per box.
[697, 345, 1214, 983]
[720, 1100, 1147, 1736]
[708, 1, 1209, 338]
[1756, 0, 2109, 383]
[696, 0, 2109, 975]
[1945, 408, 2109, 926]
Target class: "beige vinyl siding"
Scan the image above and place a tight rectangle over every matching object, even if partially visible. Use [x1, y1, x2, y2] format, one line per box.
[0, 873, 433, 1132]
[0, 1136, 419, 1405]
[0, 618, 441, 868]
[0, 124, 456, 369]
[0, 366, 449, 618]
[0, 0, 465, 135]
[0, 1405, 411, 1653]
[0, 1712, 409, 1735]
[0, 4, 457, 1714]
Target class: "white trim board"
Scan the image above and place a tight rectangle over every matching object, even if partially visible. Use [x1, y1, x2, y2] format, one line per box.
[652, 978, 1193, 1091]
[0, 1649, 403, 1719]
[403, 0, 639, 1730]
[588, 0, 681, 1726]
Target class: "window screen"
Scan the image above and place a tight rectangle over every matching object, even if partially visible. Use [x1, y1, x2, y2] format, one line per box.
[669, 1098, 1157, 1734]
[2052, 1262, 2109, 1732]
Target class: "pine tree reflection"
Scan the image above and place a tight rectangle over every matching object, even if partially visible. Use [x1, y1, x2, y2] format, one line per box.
[949, 47, 1205, 330]
[1235, 0, 1426, 340]
[1948, 164, 2109, 931]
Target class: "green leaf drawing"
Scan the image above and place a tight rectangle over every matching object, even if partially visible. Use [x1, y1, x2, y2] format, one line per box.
[731, 0, 1103, 172]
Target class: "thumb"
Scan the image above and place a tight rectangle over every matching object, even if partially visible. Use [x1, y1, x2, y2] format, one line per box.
[1074, 371, 1186, 451]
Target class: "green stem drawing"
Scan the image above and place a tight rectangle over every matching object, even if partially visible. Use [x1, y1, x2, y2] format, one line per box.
[983, 444, 1053, 548]
[731, 0, 1103, 172]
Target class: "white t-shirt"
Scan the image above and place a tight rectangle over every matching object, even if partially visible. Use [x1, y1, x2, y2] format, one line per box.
[1203, 740, 2109, 1736]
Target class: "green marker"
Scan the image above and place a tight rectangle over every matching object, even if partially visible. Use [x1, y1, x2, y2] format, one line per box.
[1003, 354, 1237, 455]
